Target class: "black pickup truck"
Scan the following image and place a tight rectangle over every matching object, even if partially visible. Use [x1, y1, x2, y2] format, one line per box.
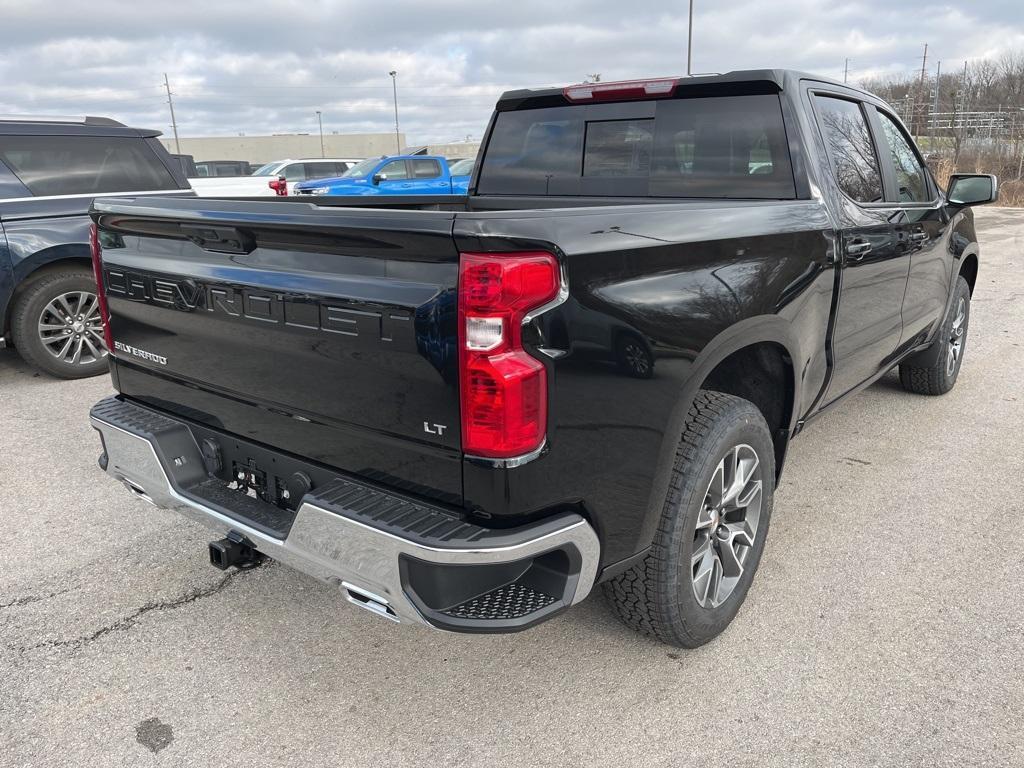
[87, 70, 996, 647]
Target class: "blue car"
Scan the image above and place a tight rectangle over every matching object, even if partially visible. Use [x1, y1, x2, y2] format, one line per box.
[447, 158, 474, 194]
[294, 155, 471, 196]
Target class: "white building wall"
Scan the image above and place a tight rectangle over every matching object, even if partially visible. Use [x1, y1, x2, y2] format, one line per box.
[160, 134, 484, 164]
[159, 133, 405, 164]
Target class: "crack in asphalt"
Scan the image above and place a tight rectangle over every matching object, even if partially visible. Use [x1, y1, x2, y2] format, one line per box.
[15, 570, 243, 654]
[0, 587, 76, 610]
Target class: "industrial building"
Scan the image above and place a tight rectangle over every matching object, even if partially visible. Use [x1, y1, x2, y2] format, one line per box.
[158, 133, 481, 164]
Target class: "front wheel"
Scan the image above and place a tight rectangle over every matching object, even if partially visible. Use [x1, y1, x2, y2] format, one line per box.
[899, 276, 971, 396]
[603, 390, 774, 647]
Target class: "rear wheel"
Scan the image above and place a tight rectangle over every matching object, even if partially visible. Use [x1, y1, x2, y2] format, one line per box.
[899, 276, 971, 396]
[603, 390, 774, 647]
[10, 268, 108, 379]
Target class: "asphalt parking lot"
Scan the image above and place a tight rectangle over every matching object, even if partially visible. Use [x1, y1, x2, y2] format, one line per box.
[1, 207, 1022, 768]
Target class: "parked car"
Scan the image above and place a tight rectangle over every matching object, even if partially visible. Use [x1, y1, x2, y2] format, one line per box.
[188, 158, 361, 197]
[168, 153, 197, 177]
[293, 155, 468, 196]
[87, 70, 995, 646]
[447, 158, 474, 194]
[193, 159, 254, 177]
[0, 115, 190, 378]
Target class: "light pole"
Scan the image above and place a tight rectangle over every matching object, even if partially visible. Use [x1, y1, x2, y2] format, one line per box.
[686, 0, 694, 76]
[315, 110, 324, 158]
[388, 71, 401, 154]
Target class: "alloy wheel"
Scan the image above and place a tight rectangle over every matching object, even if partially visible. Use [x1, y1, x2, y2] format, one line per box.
[38, 291, 107, 366]
[623, 341, 651, 376]
[946, 297, 966, 377]
[691, 444, 763, 608]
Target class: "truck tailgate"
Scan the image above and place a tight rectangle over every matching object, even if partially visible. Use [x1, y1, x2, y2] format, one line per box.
[93, 197, 462, 503]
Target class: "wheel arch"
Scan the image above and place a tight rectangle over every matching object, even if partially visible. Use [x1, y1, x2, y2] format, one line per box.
[4, 251, 92, 337]
[634, 317, 802, 559]
[959, 250, 979, 295]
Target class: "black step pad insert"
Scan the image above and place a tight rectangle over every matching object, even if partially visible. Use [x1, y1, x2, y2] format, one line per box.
[443, 582, 557, 621]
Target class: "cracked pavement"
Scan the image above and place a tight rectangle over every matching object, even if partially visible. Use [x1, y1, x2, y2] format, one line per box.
[1, 208, 1022, 767]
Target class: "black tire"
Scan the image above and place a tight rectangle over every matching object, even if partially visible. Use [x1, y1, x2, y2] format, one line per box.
[898, 276, 971, 396]
[614, 333, 654, 379]
[9, 268, 109, 379]
[603, 390, 775, 647]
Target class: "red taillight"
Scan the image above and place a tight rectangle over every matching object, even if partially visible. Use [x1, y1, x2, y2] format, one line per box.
[268, 177, 288, 195]
[89, 223, 114, 353]
[458, 251, 560, 459]
[563, 77, 679, 102]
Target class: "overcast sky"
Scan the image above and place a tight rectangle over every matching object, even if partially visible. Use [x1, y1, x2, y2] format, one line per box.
[1, 0, 1023, 144]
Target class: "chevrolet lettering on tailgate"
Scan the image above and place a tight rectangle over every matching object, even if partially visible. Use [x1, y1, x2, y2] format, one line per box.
[104, 268, 416, 348]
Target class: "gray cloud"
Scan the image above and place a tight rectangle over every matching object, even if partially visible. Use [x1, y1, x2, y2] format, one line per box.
[1, 0, 1022, 143]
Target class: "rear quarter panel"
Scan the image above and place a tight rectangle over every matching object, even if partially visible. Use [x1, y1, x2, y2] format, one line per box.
[455, 200, 834, 566]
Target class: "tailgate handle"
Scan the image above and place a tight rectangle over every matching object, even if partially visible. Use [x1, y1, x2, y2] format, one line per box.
[180, 225, 255, 254]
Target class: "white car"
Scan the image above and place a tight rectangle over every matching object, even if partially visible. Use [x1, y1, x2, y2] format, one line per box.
[188, 158, 363, 197]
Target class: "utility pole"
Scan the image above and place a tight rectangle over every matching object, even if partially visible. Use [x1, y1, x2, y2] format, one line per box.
[844, 58, 849, 84]
[915, 44, 928, 135]
[163, 73, 180, 154]
[388, 71, 401, 154]
[686, 0, 694, 77]
[316, 111, 324, 157]
[931, 60, 941, 135]
[961, 60, 969, 117]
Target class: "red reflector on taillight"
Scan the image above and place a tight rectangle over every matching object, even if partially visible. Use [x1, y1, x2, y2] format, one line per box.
[563, 77, 679, 102]
[89, 223, 114, 353]
[458, 251, 560, 459]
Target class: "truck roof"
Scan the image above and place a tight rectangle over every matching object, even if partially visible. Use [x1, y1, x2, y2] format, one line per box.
[495, 69, 877, 112]
[0, 114, 162, 138]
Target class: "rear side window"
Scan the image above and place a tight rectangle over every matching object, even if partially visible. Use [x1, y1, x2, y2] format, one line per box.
[302, 162, 338, 181]
[410, 159, 442, 179]
[477, 94, 795, 198]
[0, 135, 179, 197]
[813, 96, 883, 203]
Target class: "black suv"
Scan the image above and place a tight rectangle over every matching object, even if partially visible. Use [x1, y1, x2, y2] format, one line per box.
[0, 116, 190, 378]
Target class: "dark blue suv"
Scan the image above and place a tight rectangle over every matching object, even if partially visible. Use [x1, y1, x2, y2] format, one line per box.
[0, 116, 190, 377]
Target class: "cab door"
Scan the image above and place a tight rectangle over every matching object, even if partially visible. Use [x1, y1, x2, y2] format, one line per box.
[870, 108, 952, 351]
[407, 158, 452, 194]
[811, 92, 910, 405]
[374, 159, 412, 194]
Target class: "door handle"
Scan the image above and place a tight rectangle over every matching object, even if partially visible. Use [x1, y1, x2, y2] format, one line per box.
[910, 231, 929, 243]
[846, 240, 872, 261]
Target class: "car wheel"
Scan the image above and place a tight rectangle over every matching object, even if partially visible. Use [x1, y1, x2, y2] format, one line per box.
[899, 276, 971, 396]
[615, 334, 654, 379]
[10, 268, 109, 379]
[603, 390, 774, 647]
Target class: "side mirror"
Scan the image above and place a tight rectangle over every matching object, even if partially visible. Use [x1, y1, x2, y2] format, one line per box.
[371, 173, 387, 185]
[947, 174, 998, 207]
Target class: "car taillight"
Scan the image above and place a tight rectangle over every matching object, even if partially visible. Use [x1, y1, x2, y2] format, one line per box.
[458, 251, 560, 459]
[563, 77, 680, 102]
[89, 223, 114, 352]
[268, 177, 288, 195]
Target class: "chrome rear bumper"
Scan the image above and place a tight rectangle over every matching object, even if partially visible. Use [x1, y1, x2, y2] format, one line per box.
[90, 396, 600, 631]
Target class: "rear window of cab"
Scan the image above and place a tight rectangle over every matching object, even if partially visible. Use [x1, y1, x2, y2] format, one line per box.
[477, 94, 795, 199]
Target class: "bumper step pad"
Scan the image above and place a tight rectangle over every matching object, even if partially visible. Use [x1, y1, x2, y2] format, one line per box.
[444, 582, 558, 621]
